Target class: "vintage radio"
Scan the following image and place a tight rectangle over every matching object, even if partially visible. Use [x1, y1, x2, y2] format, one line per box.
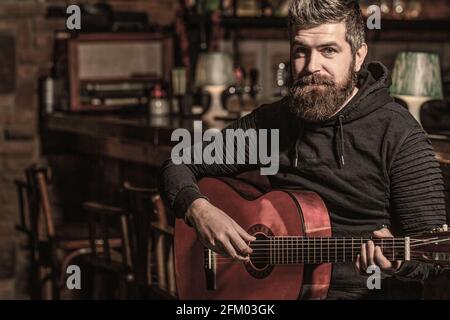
[53, 32, 173, 112]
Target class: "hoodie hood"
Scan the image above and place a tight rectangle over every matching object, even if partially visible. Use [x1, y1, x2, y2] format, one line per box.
[293, 61, 395, 168]
[319, 61, 394, 126]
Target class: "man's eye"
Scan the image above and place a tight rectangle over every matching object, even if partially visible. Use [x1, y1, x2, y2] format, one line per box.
[295, 47, 308, 57]
[322, 48, 337, 56]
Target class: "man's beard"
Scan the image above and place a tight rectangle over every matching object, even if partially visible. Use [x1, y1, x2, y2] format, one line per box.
[288, 61, 357, 122]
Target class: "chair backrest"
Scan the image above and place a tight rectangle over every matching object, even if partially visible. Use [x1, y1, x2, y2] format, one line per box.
[121, 182, 156, 286]
[14, 179, 31, 235]
[122, 181, 177, 298]
[25, 165, 55, 242]
[83, 201, 131, 271]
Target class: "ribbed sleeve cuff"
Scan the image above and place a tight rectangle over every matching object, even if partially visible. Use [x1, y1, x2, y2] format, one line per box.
[393, 260, 431, 282]
[173, 186, 207, 219]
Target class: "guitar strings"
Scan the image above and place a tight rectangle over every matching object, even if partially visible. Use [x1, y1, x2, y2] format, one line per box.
[205, 253, 430, 265]
[200, 237, 450, 265]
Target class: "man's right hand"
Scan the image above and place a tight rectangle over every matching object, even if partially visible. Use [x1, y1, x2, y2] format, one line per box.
[185, 198, 256, 262]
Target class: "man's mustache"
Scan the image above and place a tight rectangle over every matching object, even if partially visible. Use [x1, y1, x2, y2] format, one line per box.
[292, 74, 335, 87]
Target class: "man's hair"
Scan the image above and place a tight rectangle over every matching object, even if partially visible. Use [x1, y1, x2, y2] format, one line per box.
[288, 0, 365, 54]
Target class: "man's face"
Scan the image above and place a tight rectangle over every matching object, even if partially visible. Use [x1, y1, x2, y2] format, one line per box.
[289, 22, 361, 122]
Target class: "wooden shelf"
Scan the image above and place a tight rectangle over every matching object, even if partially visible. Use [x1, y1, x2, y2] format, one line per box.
[186, 13, 449, 31]
[185, 14, 450, 41]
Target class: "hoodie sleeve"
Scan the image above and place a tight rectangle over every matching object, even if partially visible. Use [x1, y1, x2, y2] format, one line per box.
[157, 111, 262, 219]
[389, 125, 447, 282]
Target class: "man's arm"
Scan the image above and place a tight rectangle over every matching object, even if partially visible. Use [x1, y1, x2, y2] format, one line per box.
[158, 111, 261, 219]
[389, 125, 447, 281]
[157, 111, 263, 259]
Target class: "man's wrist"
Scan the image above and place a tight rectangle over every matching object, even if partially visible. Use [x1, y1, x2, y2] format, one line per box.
[185, 198, 209, 225]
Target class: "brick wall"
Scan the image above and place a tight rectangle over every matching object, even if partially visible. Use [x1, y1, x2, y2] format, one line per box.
[0, 0, 178, 300]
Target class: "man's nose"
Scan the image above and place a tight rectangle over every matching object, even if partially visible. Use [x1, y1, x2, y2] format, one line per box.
[305, 51, 321, 74]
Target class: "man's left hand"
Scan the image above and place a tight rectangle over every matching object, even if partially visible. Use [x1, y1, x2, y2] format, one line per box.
[355, 227, 402, 274]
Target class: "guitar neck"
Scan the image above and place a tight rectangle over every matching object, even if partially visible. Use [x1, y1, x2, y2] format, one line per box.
[251, 236, 409, 265]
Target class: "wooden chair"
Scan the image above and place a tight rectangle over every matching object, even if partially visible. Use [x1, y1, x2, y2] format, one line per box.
[18, 165, 121, 299]
[83, 202, 132, 299]
[14, 178, 41, 299]
[122, 181, 177, 299]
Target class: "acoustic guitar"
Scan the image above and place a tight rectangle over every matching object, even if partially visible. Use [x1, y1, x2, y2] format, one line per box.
[174, 177, 450, 299]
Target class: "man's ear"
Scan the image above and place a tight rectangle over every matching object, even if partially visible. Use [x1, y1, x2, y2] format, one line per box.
[354, 43, 368, 72]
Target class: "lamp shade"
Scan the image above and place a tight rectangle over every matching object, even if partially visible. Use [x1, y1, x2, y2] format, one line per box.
[195, 52, 234, 88]
[390, 51, 443, 100]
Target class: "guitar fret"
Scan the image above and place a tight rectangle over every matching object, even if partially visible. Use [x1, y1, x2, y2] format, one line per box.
[275, 237, 278, 265]
[280, 237, 283, 265]
[308, 238, 310, 263]
[290, 237, 292, 264]
[269, 237, 272, 264]
[279, 237, 281, 265]
[272, 237, 275, 264]
[328, 238, 330, 262]
[287, 238, 289, 265]
[302, 237, 304, 263]
[360, 238, 363, 261]
[342, 238, 346, 262]
[287, 238, 289, 264]
[392, 238, 395, 261]
[313, 237, 316, 263]
[320, 237, 323, 263]
[291, 238, 295, 264]
[335, 238, 337, 263]
[351, 238, 354, 261]
[277, 237, 279, 265]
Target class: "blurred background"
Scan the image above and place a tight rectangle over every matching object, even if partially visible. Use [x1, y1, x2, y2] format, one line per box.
[0, 0, 449, 300]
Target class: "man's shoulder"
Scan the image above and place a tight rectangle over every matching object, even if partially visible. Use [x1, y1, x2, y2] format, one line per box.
[380, 101, 419, 125]
[376, 101, 423, 135]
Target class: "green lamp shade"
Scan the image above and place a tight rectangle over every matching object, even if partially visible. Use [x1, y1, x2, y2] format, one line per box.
[195, 52, 234, 88]
[390, 51, 443, 100]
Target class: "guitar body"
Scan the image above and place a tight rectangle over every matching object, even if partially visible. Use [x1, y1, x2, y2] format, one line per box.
[174, 177, 332, 300]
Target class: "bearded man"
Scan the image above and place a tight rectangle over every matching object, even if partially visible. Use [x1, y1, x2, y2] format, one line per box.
[158, 0, 447, 299]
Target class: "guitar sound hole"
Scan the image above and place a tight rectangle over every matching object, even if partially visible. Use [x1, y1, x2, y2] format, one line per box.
[245, 224, 274, 279]
[251, 233, 270, 269]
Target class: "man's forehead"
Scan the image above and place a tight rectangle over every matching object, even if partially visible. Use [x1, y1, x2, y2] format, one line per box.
[292, 23, 346, 45]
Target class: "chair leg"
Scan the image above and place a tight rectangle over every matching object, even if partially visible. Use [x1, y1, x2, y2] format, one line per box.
[155, 234, 167, 291]
[40, 266, 53, 300]
[166, 241, 177, 297]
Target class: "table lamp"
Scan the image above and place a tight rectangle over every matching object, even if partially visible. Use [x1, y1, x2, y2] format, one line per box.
[195, 52, 235, 123]
[390, 51, 444, 124]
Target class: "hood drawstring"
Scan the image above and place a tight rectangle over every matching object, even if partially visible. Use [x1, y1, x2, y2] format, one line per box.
[293, 124, 304, 168]
[293, 116, 345, 168]
[337, 115, 345, 168]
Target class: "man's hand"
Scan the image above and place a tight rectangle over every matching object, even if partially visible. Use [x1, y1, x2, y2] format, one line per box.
[186, 198, 256, 262]
[355, 227, 402, 274]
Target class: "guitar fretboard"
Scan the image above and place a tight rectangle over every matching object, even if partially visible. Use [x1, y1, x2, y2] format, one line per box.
[249, 237, 407, 265]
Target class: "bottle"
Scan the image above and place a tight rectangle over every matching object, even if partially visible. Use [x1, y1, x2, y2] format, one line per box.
[149, 84, 170, 116]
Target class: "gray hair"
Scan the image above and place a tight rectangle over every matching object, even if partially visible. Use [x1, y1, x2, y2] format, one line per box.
[288, 0, 365, 54]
